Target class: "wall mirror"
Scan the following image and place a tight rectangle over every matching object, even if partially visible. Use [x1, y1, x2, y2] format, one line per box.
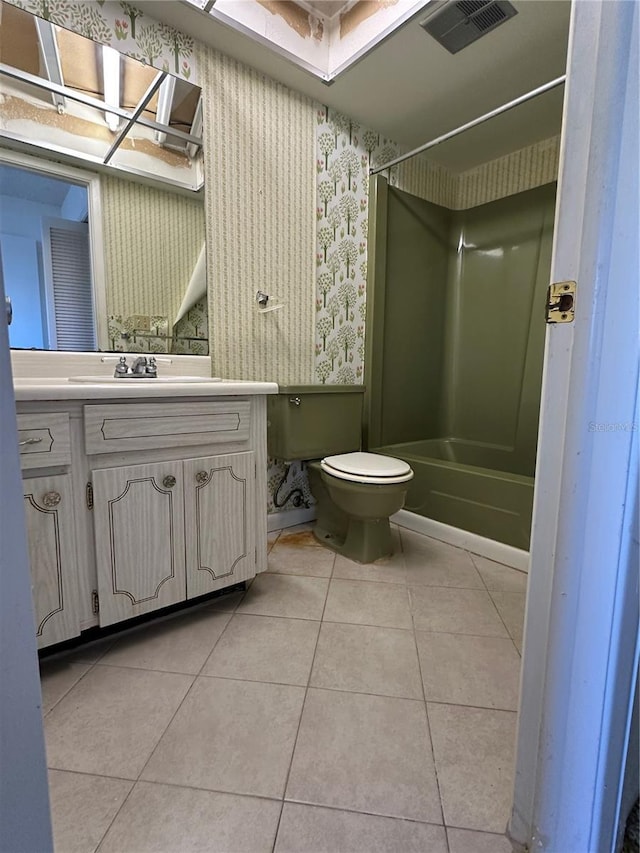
[0, 1, 207, 355]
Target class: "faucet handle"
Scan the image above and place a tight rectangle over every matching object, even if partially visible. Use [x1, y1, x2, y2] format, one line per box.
[114, 356, 129, 377]
[146, 357, 158, 377]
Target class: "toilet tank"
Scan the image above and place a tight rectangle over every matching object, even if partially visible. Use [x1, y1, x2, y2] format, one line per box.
[267, 385, 365, 461]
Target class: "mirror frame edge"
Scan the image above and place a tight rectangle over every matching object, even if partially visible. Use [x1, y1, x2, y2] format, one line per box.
[0, 146, 108, 351]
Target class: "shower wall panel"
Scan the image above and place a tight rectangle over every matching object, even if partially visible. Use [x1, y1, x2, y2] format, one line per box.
[366, 179, 556, 479]
[443, 184, 556, 475]
[371, 186, 451, 448]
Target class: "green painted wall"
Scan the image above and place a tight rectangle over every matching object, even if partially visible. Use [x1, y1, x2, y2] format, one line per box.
[366, 180, 556, 478]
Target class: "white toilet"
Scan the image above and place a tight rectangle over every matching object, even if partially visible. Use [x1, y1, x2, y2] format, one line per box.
[268, 387, 413, 563]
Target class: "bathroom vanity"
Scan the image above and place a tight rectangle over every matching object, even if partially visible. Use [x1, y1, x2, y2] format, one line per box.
[12, 356, 276, 649]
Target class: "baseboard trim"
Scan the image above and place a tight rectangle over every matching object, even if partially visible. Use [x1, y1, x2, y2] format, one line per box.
[267, 507, 316, 533]
[391, 509, 530, 572]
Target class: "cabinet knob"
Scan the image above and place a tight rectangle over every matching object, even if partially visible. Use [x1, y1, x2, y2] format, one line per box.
[162, 475, 177, 489]
[42, 491, 61, 508]
[195, 471, 209, 485]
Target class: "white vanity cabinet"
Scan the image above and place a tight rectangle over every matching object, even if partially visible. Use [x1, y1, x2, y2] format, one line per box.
[92, 451, 256, 626]
[15, 385, 271, 648]
[91, 460, 187, 627]
[17, 412, 81, 649]
[86, 398, 262, 627]
[22, 473, 81, 648]
[183, 452, 256, 599]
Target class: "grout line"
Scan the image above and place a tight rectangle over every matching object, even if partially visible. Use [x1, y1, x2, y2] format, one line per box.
[409, 586, 448, 838]
[282, 797, 448, 829]
[91, 671, 199, 852]
[270, 568, 332, 853]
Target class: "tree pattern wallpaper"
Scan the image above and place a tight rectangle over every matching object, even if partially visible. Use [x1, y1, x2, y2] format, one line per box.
[5, 0, 199, 84]
[314, 106, 399, 386]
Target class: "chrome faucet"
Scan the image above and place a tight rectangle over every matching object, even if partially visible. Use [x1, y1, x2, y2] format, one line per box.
[131, 356, 148, 375]
[113, 356, 158, 378]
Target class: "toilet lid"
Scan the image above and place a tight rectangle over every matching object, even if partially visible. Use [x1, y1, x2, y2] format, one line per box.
[321, 452, 413, 485]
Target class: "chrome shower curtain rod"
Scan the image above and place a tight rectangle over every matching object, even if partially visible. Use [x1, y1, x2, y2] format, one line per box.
[369, 74, 566, 176]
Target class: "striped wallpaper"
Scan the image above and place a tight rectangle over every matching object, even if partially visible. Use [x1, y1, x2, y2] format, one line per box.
[198, 43, 316, 384]
[455, 135, 561, 209]
[394, 135, 561, 211]
[101, 173, 205, 322]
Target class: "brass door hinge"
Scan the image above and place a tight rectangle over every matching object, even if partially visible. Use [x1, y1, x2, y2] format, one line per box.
[91, 590, 99, 614]
[86, 481, 94, 510]
[546, 280, 576, 323]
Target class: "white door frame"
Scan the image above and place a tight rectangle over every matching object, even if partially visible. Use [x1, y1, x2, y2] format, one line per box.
[511, 1, 639, 851]
[0, 255, 53, 848]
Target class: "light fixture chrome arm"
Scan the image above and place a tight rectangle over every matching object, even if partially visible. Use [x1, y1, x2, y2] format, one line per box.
[0, 63, 203, 147]
[370, 75, 567, 175]
[103, 71, 167, 164]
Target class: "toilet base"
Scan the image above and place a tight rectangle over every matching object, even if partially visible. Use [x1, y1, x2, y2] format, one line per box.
[313, 517, 393, 564]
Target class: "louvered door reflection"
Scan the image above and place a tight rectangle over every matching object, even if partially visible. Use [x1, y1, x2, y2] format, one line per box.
[92, 462, 186, 626]
[42, 217, 95, 350]
[184, 452, 255, 599]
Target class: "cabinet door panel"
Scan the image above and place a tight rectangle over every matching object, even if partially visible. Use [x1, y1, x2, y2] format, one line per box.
[92, 462, 186, 626]
[184, 452, 256, 598]
[23, 474, 80, 648]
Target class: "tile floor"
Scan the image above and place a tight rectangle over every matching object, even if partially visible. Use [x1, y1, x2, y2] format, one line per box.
[40, 524, 526, 853]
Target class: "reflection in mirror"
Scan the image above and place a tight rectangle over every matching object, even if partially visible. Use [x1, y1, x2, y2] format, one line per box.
[0, 0, 203, 191]
[1, 163, 94, 350]
[0, 150, 207, 354]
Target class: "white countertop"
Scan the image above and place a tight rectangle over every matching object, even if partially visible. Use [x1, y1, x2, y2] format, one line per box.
[11, 352, 278, 400]
[13, 377, 279, 401]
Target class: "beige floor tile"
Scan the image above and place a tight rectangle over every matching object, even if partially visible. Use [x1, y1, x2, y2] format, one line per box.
[237, 573, 329, 620]
[490, 591, 526, 651]
[323, 579, 412, 629]
[99, 781, 281, 853]
[99, 609, 232, 674]
[202, 614, 320, 685]
[48, 770, 133, 853]
[39, 660, 91, 715]
[472, 555, 528, 593]
[447, 826, 514, 852]
[428, 703, 516, 833]
[66, 638, 114, 665]
[416, 632, 521, 710]
[409, 586, 508, 636]
[275, 803, 448, 853]
[332, 553, 406, 584]
[267, 542, 335, 577]
[403, 536, 483, 589]
[267, 529, 281, 552]
[286, 688, 442, 823]
[310, 622, 422, 699]
[206, 588, 247, 612]
[45, 666, 193, 779]
[142, 677, 305, 798]
[278, 524, 322, 546]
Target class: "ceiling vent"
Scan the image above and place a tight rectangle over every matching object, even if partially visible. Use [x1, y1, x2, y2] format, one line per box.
[421, 0, 518, 54]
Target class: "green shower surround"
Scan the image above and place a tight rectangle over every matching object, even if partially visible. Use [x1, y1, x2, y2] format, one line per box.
[365, 179, 556, 550]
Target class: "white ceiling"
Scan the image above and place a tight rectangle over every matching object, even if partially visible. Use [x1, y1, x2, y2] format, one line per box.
[145, 0, 571, 172]
[0, 164, 73, 206]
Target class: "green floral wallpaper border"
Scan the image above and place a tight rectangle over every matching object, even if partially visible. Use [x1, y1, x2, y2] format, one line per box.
[5, 0, 199, 83]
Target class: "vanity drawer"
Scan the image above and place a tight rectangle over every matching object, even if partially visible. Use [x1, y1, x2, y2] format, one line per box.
[84, 399, 251, 454]
[17, 413, 71, 470]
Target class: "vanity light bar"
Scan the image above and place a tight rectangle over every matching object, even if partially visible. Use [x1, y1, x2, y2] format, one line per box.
[0, 62, 203, 147]
[102, 45, 121, 133]
[34, 18, 65, 113]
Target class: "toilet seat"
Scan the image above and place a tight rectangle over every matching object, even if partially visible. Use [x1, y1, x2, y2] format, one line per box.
[321, 452, 413, 485]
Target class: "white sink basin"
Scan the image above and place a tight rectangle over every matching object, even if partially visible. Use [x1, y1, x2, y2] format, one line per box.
[68, 375, 223, 384]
